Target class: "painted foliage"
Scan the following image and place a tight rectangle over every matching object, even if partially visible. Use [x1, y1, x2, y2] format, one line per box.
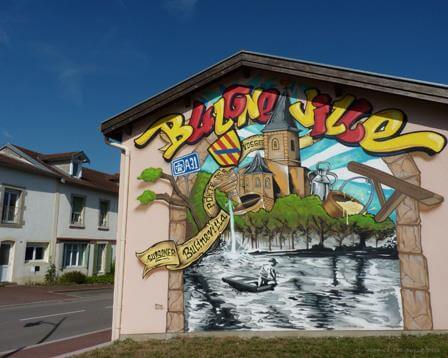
[134, 78, 445, 331]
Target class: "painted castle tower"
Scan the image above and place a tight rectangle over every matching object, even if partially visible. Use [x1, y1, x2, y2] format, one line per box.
[238, 91, 309, 210]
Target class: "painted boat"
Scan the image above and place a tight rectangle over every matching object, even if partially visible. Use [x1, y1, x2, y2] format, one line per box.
[222, 275, 276, 292]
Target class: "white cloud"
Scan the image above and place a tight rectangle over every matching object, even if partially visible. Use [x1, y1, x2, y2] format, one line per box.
[162, 0, 198, 19]
[1, 129, 13, 140]
[33, 43, 96, 106]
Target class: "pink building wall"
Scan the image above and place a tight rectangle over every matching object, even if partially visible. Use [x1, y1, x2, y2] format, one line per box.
[112, 72, 448, 335]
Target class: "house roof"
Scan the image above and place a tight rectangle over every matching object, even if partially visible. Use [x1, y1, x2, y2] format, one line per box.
[1, 144, 118, 194]
[0, 153, 59, 179]
[100, 50, 448, 140]
[262, 91, 299, 133]
[243, 152, 272, 174]
[39, 151, 90, 163]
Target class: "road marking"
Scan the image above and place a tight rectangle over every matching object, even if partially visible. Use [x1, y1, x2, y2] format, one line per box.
[104, 305, 113, 309]
[20, 309, 86, 321]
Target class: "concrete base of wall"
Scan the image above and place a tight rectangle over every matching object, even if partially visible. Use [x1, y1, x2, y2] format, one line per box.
[119, 330, 448, 341]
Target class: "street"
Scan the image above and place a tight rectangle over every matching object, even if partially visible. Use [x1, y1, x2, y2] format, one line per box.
[0, 288, 112, 354]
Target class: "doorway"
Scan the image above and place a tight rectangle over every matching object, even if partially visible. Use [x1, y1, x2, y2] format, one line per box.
[0, 242, 14, 282]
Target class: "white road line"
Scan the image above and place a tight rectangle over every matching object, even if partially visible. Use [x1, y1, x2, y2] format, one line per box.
[104, 305, 113, 309]
[19, 309, 86, 321]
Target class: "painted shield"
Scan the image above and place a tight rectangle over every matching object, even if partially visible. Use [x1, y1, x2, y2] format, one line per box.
[208, 130, 241, 167]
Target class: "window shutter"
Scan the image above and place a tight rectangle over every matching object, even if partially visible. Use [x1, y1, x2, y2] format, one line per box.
[105, 243, 112, 273]
[92, 244, 98, 275]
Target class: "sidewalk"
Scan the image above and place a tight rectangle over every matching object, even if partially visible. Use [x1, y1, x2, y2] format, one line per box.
[2, 329, 112, 358]
[0, 284, 113, 307]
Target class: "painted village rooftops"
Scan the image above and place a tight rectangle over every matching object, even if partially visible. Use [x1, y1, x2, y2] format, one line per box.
[243, 152, 272, 174]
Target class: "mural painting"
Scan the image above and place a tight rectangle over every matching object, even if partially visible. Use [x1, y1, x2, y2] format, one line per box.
[134, 80, 445, 331]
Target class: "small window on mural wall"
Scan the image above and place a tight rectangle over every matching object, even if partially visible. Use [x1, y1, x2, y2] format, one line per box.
[133, 81, 446, 332]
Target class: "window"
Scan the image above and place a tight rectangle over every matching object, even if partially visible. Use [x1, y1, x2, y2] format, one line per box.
[98, 200, 110, 229]
[25, 243, 47, 262]
[71, 160, 82, 178]
[71, 196, 85, 226]
[271, 138, 279, 150]
[291, 139, 295, 152]
[255, 177, 261, 188]
[265, 177, 271, 189]
[63, 243, 87, 267]
[1, 188, 22, 224]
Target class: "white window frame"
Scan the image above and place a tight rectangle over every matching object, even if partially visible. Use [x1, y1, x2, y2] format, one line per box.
[0, 185, 25, 227]
[70, 195, 86, 227]
[63, 242, 87, 267]
[98, 199, 110, 230]
[24, 242, 48, 262]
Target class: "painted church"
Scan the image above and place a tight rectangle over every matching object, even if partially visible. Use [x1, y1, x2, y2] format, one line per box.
[238, 92, 310, 210]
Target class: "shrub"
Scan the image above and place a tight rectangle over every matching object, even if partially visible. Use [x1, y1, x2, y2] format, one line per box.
[86, 273, 114, 284]
[58, 271, 87, 284]
[45, 263, 57, 285]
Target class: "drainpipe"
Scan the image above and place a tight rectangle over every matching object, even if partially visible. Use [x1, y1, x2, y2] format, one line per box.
[104, 137, 130, 341]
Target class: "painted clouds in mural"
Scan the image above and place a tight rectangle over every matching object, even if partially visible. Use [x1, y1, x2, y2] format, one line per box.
[134, 78, 445, 331]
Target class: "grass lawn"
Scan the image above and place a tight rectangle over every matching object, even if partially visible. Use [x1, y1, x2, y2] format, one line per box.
[81, 334, 448, 357]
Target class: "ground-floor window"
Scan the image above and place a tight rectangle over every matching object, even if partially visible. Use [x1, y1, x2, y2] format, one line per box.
[63, 243, 87, 267]
[25, 243, 48, 262]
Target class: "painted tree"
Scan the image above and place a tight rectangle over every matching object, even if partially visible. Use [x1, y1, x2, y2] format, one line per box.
[291, 195, 315, 250]
[245, 210, 265, 249]
[333, 217, 353, 247]
[137, 167, 201, 229]
[349, 213, 394, 248]
[274, 196, 302, 250]
[307, 195, 338, 248]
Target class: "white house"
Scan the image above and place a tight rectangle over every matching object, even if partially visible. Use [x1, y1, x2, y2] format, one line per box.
[0, 143, 118, 284]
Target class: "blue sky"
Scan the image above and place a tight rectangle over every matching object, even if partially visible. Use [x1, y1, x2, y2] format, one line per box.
[1, 0, 447, 173]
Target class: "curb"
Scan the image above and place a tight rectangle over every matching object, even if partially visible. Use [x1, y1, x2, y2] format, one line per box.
[0, 328, 111, 357]
[54, 340, 114, 358]
[51, 285, 113, 293]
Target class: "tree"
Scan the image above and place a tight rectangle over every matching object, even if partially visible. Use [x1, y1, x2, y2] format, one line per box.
[137, 167, 201, 229]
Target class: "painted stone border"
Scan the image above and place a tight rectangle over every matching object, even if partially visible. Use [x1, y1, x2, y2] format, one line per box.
[383, 154, 433, 330]
[166, 150, 432, 332]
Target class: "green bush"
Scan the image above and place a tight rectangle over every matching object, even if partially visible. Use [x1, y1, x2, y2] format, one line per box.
[86, 273, 114, 284]
[45, 263, 57, 285]
[58, 271, 87, 284]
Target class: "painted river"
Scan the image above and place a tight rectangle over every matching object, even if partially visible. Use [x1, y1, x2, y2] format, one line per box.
[184, 246, 403, 331]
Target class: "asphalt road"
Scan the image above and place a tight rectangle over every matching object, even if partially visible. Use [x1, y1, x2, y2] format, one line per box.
[0, 288, 113, 353]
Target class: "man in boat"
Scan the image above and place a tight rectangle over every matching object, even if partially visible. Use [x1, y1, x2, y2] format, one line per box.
[257, 258, 278, 287]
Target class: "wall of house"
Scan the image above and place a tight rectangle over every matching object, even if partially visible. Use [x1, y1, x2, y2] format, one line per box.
[0, 166, 57, 283]
[112, 69, 448, 336]
[56, 184, 118, 241]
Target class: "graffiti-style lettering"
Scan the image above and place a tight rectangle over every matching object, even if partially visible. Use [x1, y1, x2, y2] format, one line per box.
[290, 89, 446, 156]
[187, 102, 214, 144]
[135, 85, 446, 161]
[134, 114, 193, 160]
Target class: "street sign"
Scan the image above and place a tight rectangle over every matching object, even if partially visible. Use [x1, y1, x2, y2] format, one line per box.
[171, 152, 201, 177]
